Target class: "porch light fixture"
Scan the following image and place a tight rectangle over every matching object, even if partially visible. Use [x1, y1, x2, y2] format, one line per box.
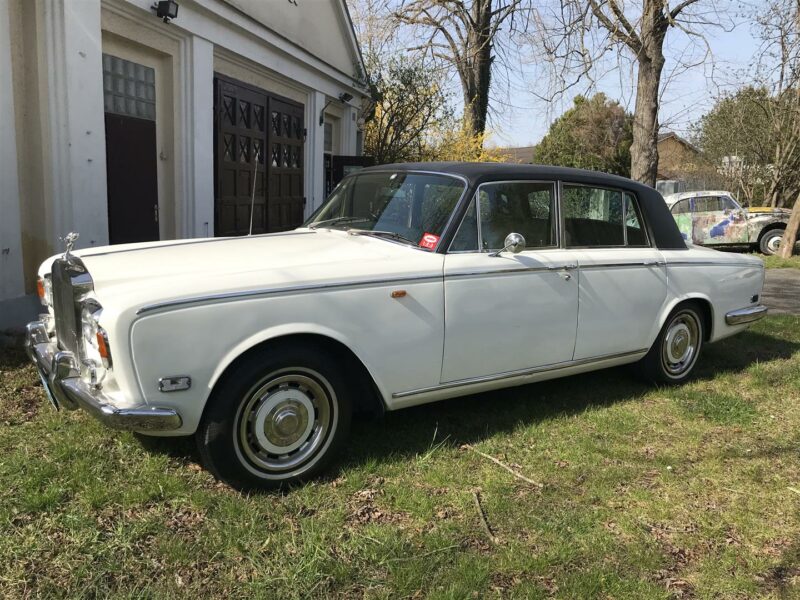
[151, 0, 179, 23]
[319, 92, 355, 126]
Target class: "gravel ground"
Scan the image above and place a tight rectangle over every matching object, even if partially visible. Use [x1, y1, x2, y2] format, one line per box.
[762, 269, 800, 315]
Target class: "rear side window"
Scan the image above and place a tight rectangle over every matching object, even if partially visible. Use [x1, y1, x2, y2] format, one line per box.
[624, 194, 648, 246]
[692, 196, 722, 212]
[562, 185, 649, 247]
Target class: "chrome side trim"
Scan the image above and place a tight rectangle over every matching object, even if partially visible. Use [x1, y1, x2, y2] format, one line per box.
[392, 348, 649, 399]
[666, 260, 763, 269]
[579, 261, 665, 270]
[136, 274, 443, 315]
[725, 305, 768, 325]
[447, 266, 554, 279]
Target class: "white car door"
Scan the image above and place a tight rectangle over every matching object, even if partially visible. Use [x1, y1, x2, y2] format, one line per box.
[441, 181, 579, 383]
[561, 183, 668, 360]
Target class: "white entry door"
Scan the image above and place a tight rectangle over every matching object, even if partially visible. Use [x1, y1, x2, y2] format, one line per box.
[441, 181, 579, 383]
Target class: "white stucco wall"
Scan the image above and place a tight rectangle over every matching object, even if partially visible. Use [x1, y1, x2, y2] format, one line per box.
[221, 0, 359, 77]
[0, 0, 26, 305]
[0, 0, 367, 324]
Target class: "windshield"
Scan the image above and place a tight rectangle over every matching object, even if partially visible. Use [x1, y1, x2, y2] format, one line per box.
[305, 171, 466, 250]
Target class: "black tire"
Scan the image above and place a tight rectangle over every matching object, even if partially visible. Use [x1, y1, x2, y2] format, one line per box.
[637, 303, 704, 385]
[196, 342, 352, 490]
[759, 228, 785, 255]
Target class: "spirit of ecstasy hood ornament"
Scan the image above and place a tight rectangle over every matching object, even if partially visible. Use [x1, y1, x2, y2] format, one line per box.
[61, 232, 79, 261]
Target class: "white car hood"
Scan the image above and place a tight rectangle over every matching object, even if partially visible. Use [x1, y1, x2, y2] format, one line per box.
[64, 229, 443, 312]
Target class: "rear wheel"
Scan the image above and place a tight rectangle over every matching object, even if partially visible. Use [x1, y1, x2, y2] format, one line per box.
[759, 228, 785, 255]
[196, 343, 352, 490]
[637, 304, 704, 384]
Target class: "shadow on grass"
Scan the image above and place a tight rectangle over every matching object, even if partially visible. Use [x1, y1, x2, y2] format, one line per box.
[339, 328, 800, 472]
[123, 326, 798, 478]
[0, 345, 29, 370]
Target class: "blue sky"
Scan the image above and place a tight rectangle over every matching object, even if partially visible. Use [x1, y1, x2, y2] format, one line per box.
[486, 16, 761, 148]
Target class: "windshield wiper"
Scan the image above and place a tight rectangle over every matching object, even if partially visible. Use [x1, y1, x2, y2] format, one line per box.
[346, 229, 417, 246]
[308, 217, 368, 230]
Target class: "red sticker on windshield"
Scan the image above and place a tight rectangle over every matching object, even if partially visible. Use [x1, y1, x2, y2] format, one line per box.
[419, 233, 440, 249]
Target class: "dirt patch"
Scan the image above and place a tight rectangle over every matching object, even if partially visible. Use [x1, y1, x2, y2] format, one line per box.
[644, 521, 697, 598]
[758, 565, 800, 594]
[346, 487, 409, 526]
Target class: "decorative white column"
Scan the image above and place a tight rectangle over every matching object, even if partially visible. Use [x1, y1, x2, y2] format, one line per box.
[305, 90, 327, 217]
[341, 105, 358, 156]
[184, 35, 215, 238]
[0, 0, 26, 304]
[37, 0, 108, 250]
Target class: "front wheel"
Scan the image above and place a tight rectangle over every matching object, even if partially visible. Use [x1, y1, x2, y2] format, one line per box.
[196, 343, 352, 490]
[759, 228, 785, 255]
[637, 304, 704, 384]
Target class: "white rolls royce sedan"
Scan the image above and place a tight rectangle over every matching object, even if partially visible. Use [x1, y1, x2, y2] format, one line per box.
[26, 164, 767, 489]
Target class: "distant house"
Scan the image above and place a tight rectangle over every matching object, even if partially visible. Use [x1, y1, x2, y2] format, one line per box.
[0, 0, 368, 327]
[495, 146, 536, 164]
[657, 132, 702, 180]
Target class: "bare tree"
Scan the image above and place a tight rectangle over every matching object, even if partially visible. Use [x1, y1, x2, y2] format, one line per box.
[753, 0, 800, 256]
[538, 0, 720, 186]
[394, 0, 531, 137]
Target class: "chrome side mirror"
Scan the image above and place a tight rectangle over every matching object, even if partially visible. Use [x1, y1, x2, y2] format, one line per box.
[489, 233, 526, 257]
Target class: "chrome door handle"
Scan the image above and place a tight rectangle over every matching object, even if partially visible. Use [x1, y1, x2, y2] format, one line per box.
[547, 264, 578, 271]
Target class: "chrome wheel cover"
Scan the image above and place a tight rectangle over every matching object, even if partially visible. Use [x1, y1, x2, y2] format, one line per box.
[661, 311, 701, 377]
[235, 368, 336, 476]
[766, 234, 782, 254]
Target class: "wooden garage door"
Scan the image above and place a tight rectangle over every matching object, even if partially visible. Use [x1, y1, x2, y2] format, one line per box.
[214, 75, 305, 236]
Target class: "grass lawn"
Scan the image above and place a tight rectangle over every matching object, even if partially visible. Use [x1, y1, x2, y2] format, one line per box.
[757, 254, 800, 270]
[2, 316, 800, 598]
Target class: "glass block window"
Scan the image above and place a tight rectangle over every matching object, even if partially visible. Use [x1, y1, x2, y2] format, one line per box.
[102, 54, 156, 121]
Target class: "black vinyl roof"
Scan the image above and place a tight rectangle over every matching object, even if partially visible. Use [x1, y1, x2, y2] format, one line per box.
[359, 162, 687, 250]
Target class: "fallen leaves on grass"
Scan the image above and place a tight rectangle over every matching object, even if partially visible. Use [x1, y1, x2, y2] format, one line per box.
[347, 487, 408, 526]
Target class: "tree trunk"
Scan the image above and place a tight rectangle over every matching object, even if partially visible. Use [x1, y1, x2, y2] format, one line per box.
[630, 55, 664, 186]
[778, 192, 800, 257]
[462, 0, 493, 137]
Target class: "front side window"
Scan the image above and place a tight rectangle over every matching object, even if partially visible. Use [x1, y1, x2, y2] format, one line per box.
[479, 182, 556, 250]
[449, 181, 557, 252]
[671, 199, 691, 214]
[720, 196, 740, 212]
[305, 171, 465, 250]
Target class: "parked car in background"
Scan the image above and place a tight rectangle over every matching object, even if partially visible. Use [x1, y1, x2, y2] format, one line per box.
[27, 165, 767, 490]
[664, 190, 797, 255]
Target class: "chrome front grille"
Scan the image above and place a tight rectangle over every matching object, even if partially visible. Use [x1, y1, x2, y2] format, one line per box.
[51, 259, 79, 353]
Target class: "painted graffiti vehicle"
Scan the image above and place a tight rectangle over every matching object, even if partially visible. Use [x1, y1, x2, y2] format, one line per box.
[26, 164, 767, 489]
[664, 190, 796, 255]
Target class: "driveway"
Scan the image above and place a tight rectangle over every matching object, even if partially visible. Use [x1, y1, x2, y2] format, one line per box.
[762, 269, 800, 315]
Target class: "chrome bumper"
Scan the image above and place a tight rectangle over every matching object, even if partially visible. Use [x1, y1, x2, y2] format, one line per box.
[725, 305, 768, 325]
[25, 321, 182, 431]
